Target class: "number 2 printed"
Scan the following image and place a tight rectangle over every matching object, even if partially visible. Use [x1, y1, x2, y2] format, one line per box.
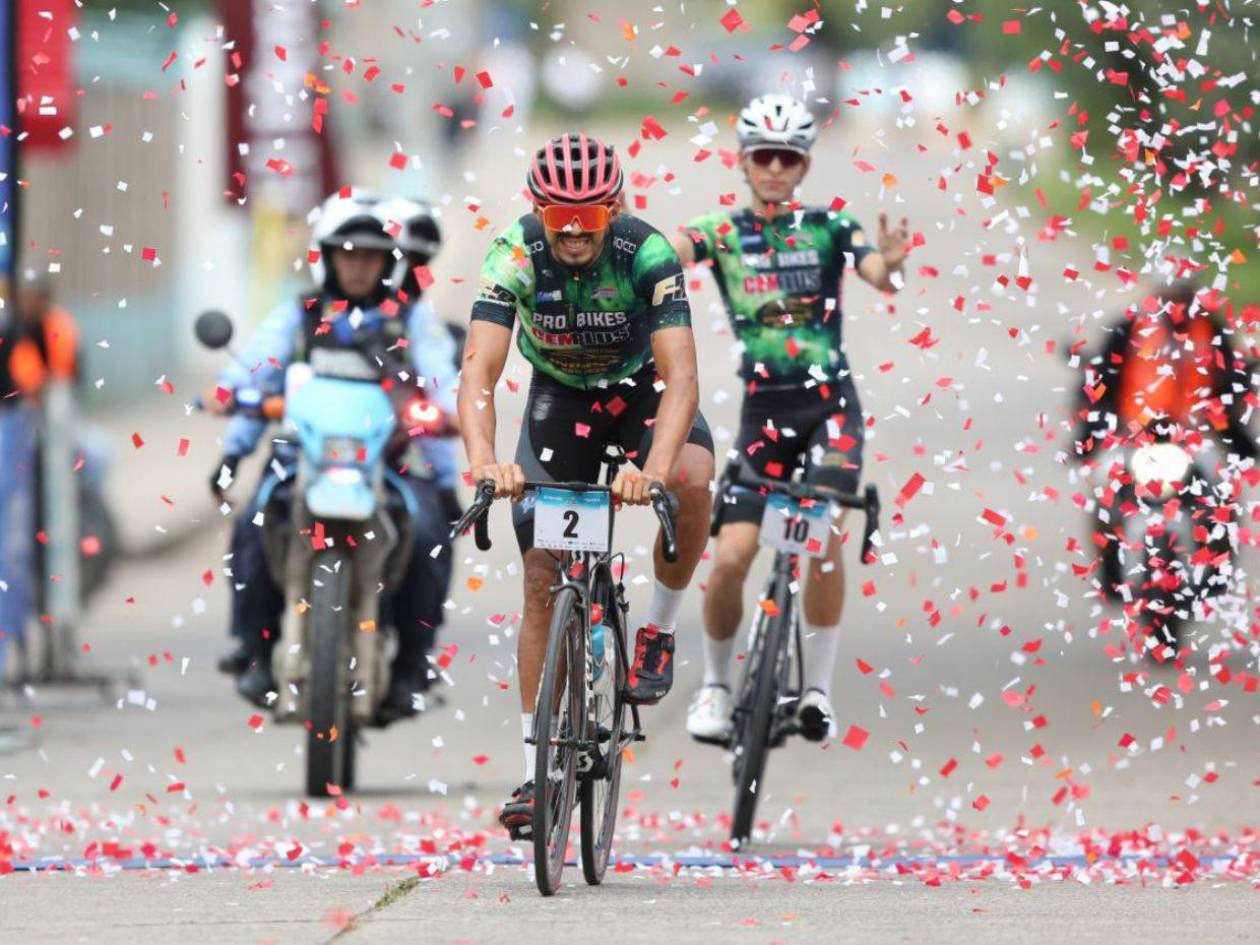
[562, 509, 580, 538]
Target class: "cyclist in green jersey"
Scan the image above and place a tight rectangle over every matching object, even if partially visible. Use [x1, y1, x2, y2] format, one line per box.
[671, 94, 909, 744]
[458, 133, 715, 840]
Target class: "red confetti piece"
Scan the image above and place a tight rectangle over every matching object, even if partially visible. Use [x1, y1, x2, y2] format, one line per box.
[720, 8, 746, 33]
[131, 433, 144, 450]
[841, 725, 868, 751]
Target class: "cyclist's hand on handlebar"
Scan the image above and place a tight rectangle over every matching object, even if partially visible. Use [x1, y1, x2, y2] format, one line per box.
[472, 462, 525, 499]
[612, 468, 660, 506]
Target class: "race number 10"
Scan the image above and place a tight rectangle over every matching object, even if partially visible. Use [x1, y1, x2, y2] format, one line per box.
[758, 492, 830, 558]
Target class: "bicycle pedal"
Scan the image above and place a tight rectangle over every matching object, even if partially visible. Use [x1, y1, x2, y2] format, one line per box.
[633, 731, 646, 742]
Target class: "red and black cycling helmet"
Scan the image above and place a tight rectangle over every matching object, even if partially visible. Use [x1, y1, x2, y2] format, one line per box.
[527, 133, 623, 205]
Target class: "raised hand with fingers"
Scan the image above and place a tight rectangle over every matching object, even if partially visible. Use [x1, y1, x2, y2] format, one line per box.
[877, 212, 910, 270]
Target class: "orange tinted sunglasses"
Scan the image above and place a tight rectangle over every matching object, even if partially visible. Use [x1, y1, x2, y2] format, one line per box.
[540, 203, 612, 232]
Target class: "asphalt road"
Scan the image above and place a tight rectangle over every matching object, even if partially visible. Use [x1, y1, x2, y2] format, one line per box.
[3, 109, 1258, 943]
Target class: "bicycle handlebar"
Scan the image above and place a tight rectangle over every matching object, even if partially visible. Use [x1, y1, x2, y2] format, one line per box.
[711, 459, 882, 564]
[449, 478, 680, 561]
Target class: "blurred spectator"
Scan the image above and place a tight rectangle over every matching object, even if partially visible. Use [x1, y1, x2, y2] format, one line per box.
[0, 273, 79, 681]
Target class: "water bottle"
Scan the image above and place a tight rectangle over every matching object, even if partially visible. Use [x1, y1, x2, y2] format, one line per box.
[590, 621, 607, 681]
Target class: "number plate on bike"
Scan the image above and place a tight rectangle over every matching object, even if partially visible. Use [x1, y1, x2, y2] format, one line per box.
[759, 493, 830, 557]
[535, 488, 611, 553]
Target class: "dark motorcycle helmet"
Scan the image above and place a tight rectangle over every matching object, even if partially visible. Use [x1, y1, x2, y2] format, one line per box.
[308, 190, 396, 306]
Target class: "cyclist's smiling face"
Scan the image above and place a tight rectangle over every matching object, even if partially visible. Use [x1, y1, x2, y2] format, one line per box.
[742, 149, 810, 206]
[537, 203, 619, 267]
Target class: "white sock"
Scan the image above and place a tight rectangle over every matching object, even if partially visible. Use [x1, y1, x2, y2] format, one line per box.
[702, 633, 736, 689]
[802, 620, 842, 697]
[521, 713, 535, 781]
[644, 580, 685, 635]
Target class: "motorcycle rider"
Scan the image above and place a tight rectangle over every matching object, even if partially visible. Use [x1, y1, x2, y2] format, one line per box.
[671, 94, 909, 743]
[458, 132, 714, 839]
[1073, 278, 1257, 601]
[208, 189, 459, 717]
[376, 196, 465, 523]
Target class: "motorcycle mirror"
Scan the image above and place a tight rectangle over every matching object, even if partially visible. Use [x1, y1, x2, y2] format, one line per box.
[195, 310, 235, 350]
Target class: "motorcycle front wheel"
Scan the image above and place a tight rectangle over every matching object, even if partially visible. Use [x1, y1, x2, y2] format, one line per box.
[306, 551, 355, 797]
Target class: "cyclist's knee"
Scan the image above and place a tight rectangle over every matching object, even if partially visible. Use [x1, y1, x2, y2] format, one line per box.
[711, 541, 756, 585]
[521, 551, 554, 605]
[672, 478, 710, 517]
[669, 443, 715, 492]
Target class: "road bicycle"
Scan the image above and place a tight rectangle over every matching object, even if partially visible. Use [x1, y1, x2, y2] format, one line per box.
[452, 447, 678, 895]
[709, 458, 881, 846]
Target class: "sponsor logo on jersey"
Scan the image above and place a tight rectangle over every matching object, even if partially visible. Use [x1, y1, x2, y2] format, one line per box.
[525, 239, 546, 254]
[592, 285, 619, 300]
[575, 310, 628, 328]
[651, 273, 686, 306]
[612, 236, 639, 255]
[740, 253, 775, 270]
[743, 273, 780, 294]
[535, 288, 563, 303]
[776, 249, 820, 268]
[743, 269, 823, 295]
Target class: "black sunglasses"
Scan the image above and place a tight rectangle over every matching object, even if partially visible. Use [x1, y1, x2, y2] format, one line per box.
[748, 148, 806, 168]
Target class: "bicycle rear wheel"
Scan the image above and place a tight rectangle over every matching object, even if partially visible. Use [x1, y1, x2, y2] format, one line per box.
[580, 576, 626, 885]
[730, 574, 790, 846]
[533, 585, 584, 896]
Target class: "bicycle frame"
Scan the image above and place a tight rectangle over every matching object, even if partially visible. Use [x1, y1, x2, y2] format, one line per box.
[737, 546, 808, 746]
[714, 457, 881, 844]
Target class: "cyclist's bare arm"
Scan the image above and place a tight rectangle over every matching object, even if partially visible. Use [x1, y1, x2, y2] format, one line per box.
[643, 325, 700, 480]
[457, 319, 523, 497]
[670, 233, 697, 267]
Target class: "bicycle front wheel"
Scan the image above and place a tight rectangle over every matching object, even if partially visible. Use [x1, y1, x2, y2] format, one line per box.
[730, 576, 790, 846]
[533, 585, 585, 896]
[580, 578, 626, 885]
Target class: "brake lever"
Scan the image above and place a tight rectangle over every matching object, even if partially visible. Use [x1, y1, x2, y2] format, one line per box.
[450, 480, 497, 547]
[860, 483, 881, 565]
[649, 483, 679, 564]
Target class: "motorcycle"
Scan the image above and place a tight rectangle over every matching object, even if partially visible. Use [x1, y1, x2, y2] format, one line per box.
[1090, 426, 1239, 659]
[195, 311, 453, 796]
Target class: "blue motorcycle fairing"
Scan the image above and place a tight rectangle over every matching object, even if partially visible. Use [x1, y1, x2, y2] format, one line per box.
[288, 375, 396, 471]
[287, 375, 396, 522]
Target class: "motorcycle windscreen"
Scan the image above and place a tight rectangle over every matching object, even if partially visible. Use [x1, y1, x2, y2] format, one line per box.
[288, 372, 396, 470]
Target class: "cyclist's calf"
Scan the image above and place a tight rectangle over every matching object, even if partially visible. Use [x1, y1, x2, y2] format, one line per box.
[802, 511, 849, 626]
[655, 444, 715, 586]
[704, 523, 761, 642]
[518, 548, 559, 708]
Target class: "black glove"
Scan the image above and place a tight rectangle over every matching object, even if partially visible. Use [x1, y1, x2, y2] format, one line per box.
[438, 486, 464, 526]
[210, 453, 241, 499]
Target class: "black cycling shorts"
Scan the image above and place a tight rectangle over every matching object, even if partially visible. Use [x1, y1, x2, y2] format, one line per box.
[722, 378, 865, 526]
[512, 368, 714, 551]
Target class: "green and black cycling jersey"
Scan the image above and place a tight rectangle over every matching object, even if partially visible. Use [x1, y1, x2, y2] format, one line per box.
[685, 206, 874, 384]
[471, 213, 691, 389]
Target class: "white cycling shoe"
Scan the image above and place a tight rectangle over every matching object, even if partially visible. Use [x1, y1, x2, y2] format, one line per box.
[797, 688, 834, 742]
[686, 684, 734, 745]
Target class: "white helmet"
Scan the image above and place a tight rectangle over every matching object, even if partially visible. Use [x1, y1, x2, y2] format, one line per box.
[307, 189, 395, 296]
[736, 94, 817, 153]
[375, 196, 443, 298]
